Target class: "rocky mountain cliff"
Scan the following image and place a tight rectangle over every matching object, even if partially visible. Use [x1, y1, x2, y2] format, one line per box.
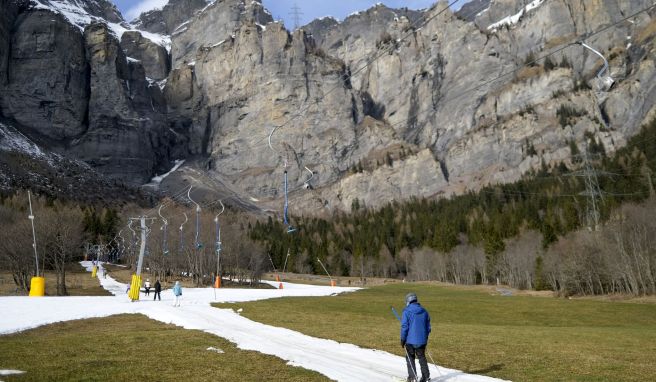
[1, 0, 655, 215]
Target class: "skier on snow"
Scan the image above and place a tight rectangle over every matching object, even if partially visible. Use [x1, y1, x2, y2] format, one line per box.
[173, 281, 182, 307]
[400, 292, 431, 382]
[153, 279, 162, 301]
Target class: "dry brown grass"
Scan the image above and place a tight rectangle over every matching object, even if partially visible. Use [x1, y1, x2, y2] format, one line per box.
[0, 263, 110, 296]
[264, 272, 401, 287]
[222, 283, 656, 381]
[0, 314, 329, 382]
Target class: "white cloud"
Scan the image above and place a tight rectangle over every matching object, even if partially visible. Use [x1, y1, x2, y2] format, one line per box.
[125, 0, 169, 21]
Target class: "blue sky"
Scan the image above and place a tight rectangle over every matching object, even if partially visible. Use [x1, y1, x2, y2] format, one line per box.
[113, 1, 470, 27]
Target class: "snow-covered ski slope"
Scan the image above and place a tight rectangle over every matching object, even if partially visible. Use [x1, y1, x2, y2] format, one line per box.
[0, 262, 509, 382]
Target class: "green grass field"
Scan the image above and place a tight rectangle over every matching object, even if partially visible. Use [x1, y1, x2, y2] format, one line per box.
[215, 283, 656, 381]
[0, 314, 329, 382]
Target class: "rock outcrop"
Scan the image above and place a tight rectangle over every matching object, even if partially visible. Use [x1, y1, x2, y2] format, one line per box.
[0, 0, 173, 185]
[121, 31, 170, 80]
[1, 9, 89, 139]
[132, 0, 208, 34]
[170, 0, 273, 65]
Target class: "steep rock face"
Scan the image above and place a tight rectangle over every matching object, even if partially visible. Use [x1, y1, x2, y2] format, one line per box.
[303, 4, 424, 89]
[279, 0, 655, 212]
[456, 0, 491, 22]
[0, 0, 28, 86]
[121, 31, 170, 80]
[169, 20, 363, 197]
[0, 9, 89, 139]
[70, 22, 168, 183]
[0, 1, 174, 185]
[302, 17, 338, 44]
[132, 0, 208, 34]
[170, 0, 273, 65]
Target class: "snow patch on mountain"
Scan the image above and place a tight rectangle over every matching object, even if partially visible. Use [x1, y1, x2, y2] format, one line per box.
[487, 0, 545, 31]
[32, 0, 171, 51]
[0, 122, 50, 163]
[147, 159, 185, 186]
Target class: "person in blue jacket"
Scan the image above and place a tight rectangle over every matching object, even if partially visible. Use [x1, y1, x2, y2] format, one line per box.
[400, 292, 431, 382]
[173, 281, 182, 307]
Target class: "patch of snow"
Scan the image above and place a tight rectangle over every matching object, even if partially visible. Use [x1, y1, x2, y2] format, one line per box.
[0, 123, 51, 164]
[206, 346, 225, 353]
[172, 19, 191, 34]
[172, 26, 188, 36]
[0, 263, 507, 382]
[476, 6, 490, 17]
[157, 78, 168, 91]
[147, 159, 185, 185]
[0, 370, 25, 376]
[488, 0, 545, 31]
[255, 23, 266, 31]
[126, 56, 141, 63]
[198, 0, 218, 16]
[32, 1, 171, 52]
[210, 39, 226, 48]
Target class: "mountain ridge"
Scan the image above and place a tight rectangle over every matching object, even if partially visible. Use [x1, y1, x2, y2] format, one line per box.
[0, 0, 654, 214]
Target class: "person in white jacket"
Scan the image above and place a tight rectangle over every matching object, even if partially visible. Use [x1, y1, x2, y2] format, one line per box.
[144, 279, 151, 296]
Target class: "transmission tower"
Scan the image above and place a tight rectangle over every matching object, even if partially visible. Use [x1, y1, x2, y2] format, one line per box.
[568, 146, 608, 231]
[289, 3, 303, 30]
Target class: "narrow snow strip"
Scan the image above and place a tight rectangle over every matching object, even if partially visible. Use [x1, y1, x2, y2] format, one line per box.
[0, 263, 509, 382]
[488, 0, 544, 30]
[0, 370, 25, 376]
[147, 159, 185, 185]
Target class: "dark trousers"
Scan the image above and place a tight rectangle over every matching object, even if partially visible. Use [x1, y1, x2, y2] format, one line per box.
[153, 291, 161, 301]
[145, 287, 150, 296]
[405, 344, 429, 381]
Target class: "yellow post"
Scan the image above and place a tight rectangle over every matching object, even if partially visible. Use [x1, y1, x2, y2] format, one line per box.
[128, 274, 141, 301]
[29, 276, 45, 297]
[91, 266, 97, 278]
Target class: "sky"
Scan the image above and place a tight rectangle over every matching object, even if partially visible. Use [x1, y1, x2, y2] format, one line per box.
[113, 0, 471, 27]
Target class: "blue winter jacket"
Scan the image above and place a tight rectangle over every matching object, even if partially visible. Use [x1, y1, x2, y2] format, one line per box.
[400, 302, 431, 346]
[173, 284, 182, 296]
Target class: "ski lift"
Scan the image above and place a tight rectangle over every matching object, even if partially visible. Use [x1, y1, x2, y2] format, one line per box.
[214, 200, 225, 251]
[283, 163, 297, 234]
[188, 186, 203, 249]
[579, 41, 614, 91]
[158, 204, 169, 255]
[269, 125, 297, 234]
[303, 166, 315, 190]
[179, 212, 188, 253]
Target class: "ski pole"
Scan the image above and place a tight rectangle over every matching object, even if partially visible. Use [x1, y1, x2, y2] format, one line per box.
[426, 350, 442, 377]
[391, 307, 418, 381]
[392, 306, 442, 378]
